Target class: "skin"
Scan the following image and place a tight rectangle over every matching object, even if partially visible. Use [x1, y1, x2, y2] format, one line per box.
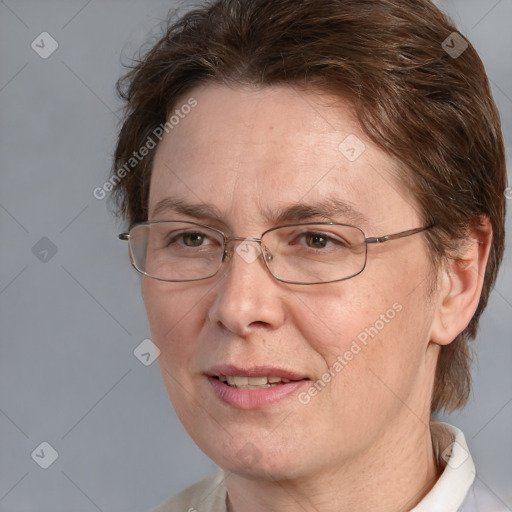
[142, 84, 491, 512]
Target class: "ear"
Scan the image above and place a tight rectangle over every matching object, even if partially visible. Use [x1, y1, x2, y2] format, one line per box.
[430, 217, 492, 346]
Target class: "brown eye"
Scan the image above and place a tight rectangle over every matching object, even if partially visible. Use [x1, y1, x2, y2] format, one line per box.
[305, 233, 328, 248]
[182, 232, 206, 247]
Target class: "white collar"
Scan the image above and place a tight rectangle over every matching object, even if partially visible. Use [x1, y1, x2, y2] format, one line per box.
[411, 422, 476, 512]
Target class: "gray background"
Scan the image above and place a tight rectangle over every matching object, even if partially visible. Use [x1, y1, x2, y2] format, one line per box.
[0, 0, 510, 511]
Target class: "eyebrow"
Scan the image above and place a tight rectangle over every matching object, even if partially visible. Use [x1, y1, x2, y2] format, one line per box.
[150, 197, 224, 221]
[270, 199, 367, 226]
[150, 196, 368, 227]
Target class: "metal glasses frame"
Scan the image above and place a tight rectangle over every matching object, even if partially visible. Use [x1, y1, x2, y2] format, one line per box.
[119, 221, 433, 285]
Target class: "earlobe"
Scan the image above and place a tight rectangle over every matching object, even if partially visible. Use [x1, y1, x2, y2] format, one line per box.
[430, 217, 493, 346]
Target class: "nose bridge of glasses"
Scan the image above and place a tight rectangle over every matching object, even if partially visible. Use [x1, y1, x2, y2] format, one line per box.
[225, 236, 263, 244]
[223, 237, 266, 264]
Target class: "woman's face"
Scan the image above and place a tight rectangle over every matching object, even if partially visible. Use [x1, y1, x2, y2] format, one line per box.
[143, 84, 439, 479]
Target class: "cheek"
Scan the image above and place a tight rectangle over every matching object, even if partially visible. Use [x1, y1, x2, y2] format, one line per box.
[142, 279, 212, 420]
[287, 281, 390, 363]
[290, 275, 431, 402]
[142, 279, 208, 365]
[281, 286, 427, 457]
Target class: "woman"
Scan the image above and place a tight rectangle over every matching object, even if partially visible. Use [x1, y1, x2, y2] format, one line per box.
[112, 1, 508, 510]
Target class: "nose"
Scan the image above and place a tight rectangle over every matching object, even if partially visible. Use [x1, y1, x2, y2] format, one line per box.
[208, 239, 286, 336]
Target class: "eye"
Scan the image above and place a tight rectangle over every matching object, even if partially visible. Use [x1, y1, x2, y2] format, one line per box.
[304, 232, 329, 249]
[292, 231, 349, 250]
[167, 230, 217, 248]
[181, 231, 208, 247]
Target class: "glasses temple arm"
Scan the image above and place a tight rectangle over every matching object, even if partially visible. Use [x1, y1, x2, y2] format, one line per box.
[365, 225, 433, 245]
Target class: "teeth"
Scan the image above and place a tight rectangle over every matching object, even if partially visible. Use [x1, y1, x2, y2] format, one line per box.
[233, 376, 248, 386]
[248, 377, 268, 386]
[219, 375, 293, 388]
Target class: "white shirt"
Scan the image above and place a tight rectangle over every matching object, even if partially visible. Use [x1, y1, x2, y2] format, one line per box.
[154, 422, 507, 512]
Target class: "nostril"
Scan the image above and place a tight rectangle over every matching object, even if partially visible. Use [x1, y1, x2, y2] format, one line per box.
[248, 320, 271, 329]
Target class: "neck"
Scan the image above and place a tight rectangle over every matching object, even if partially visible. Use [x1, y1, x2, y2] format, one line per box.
[226, 417, 441, 512]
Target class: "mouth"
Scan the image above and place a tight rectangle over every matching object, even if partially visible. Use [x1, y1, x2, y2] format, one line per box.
[215, 374, 293, 389]
[206, 365, 310, 409]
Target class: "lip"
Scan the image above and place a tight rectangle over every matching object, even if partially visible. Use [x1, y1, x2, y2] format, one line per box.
[206, 364, 310, 410]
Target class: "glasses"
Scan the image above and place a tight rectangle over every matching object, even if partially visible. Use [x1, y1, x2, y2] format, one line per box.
[119, 221, 432, 285]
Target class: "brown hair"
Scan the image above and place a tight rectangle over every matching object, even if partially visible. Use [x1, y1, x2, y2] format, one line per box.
[111, 0, 507, 412]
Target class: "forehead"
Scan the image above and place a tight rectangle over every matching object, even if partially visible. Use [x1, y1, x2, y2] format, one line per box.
[149, 84, 420, 231]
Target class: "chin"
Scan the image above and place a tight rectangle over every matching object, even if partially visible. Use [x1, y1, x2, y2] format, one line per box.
[193, 429, 311, 481]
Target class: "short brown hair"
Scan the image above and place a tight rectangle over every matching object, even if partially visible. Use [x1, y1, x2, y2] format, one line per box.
[111, 0, 507, 412]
